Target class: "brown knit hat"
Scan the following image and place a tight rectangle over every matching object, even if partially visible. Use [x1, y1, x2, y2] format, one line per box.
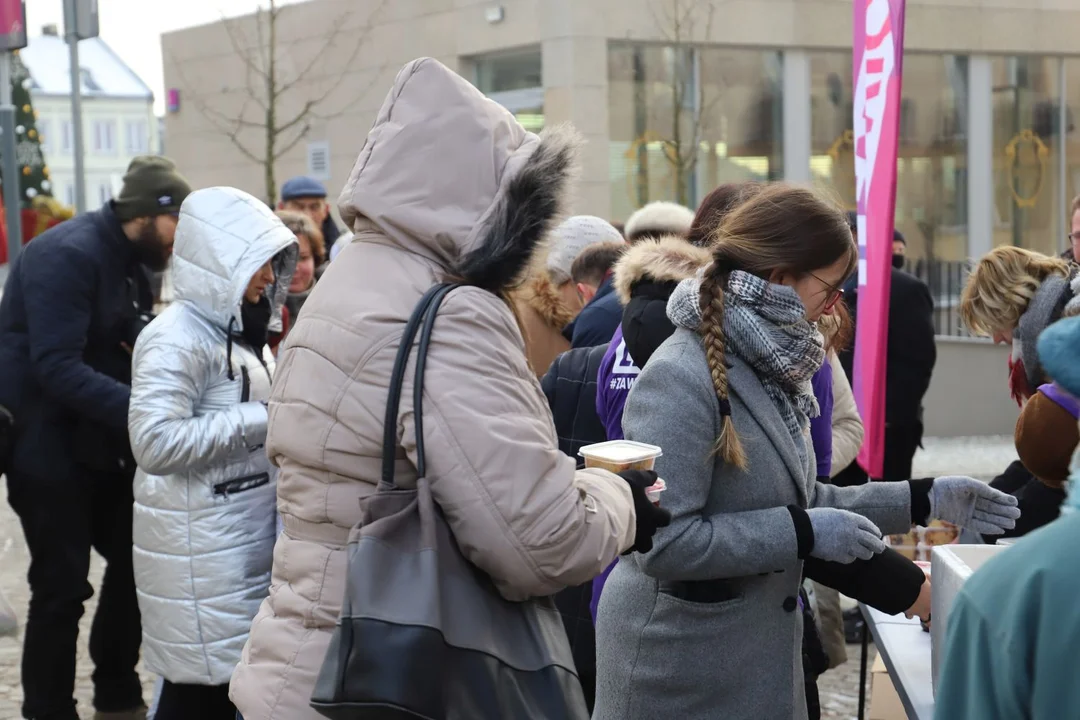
[113, 156, 192, 221]
[1014, 389, 1080, 489]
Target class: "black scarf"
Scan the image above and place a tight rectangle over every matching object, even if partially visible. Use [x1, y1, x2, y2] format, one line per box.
[240, 296, 272, 350]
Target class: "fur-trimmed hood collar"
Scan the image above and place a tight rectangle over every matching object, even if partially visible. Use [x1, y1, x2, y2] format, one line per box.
[337, 58, 580, 294]
[613, 235, 712, 304]
[517, 271, 578, 331]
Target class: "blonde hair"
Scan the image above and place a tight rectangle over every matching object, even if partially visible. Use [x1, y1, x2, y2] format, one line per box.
[275, 210, 326, 264]
[698, 183, 857, 469]
[959, 246, 1072, 336]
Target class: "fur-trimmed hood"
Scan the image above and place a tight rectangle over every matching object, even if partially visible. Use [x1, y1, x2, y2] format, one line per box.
[517, 270, 578, 331]
[337, 58, 580, 294]
[613, 235, 712, 305]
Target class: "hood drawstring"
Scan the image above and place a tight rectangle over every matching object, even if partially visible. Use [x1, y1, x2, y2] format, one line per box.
[226, 316, 236, 381]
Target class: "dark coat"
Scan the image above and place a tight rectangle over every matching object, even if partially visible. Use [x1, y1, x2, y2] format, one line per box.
[0, 203, 153, 478]
[542, 343, 610, 461]
[840, 268, 937, 427]
[982, 460, 1066, 542]
[570, 276, 622, 348]
[320, 215, 341, 253]
[541, 342, 611, 712]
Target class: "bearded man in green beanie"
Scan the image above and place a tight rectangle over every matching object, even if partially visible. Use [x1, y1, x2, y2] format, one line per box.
[0, 156, 192, 720]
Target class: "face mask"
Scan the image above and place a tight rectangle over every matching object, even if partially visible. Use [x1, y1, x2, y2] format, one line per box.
[239, 295, 272, 349]
[892, 254, 906, 270]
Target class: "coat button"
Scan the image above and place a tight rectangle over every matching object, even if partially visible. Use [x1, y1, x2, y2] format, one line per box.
[783, 596, 798, 613]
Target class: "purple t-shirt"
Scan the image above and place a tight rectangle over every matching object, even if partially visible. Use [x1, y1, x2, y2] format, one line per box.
[596, 325, 641, 442]
[810, 359, 834, 478]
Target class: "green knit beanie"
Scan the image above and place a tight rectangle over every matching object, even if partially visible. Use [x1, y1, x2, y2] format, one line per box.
[112, 156, 192, 221]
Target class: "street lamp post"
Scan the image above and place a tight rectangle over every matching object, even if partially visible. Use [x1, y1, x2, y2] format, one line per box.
[0, 0, 27, 265]
[63, 0, 99, 215]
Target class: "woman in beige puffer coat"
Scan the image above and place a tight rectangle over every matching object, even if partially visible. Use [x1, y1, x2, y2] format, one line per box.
[229, 58, 657, 719]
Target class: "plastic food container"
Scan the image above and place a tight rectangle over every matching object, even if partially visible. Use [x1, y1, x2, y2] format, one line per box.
[579, 441, 663, 474]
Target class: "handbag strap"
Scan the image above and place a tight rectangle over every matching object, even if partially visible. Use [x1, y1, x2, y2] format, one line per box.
[380, 283, 459, 490]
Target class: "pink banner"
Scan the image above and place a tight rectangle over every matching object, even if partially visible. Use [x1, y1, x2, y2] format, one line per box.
[852, 0, 905, 479]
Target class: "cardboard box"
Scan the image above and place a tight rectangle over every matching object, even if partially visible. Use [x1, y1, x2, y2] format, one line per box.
[869, 653, 906, 720]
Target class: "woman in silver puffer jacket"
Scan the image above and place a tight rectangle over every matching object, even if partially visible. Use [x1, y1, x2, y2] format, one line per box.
[127, 186, 297, 719]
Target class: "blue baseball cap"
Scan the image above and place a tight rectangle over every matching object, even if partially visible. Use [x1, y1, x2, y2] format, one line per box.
[280, 176, 328, 201]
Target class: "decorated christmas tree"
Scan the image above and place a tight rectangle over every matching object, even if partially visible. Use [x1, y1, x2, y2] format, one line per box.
[5, 49, 51, 208]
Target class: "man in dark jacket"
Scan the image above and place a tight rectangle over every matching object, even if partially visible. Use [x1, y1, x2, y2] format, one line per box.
[0, 156, 191, 720]
[838, 222, 937, 484]
[568, 242, 627, 348]
[540, 343, 611, 711]
[278, 176, 342, 255]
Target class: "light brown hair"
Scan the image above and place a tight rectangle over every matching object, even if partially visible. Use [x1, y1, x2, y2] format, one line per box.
[275, 210, 326, 265]
[570, 242, 628, 288]
[699, 183, 857, 468]
[959, 246, 1072, 336]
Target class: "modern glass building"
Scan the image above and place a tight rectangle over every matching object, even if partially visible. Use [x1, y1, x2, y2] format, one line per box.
[163, 2, 1080, 433]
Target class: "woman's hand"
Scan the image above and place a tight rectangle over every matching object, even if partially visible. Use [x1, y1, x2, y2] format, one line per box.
[930, 476, 1020, 535]
[806, 508, 886, 564]
[617, 470, 672, 554]
[904, 577, 932, 622]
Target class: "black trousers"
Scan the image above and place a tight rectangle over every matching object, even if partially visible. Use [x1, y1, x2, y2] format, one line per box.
[154, 681, 235, 720]
[7, 467, 143, 720]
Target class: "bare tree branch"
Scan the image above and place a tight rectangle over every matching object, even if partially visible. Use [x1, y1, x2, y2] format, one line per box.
[221, 11, 267, 82]
[172, 0, 387, 203]
[273, 124, 311, 161]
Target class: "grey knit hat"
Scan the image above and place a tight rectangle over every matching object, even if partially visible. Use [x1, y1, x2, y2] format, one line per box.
[545, 215, 625, 284]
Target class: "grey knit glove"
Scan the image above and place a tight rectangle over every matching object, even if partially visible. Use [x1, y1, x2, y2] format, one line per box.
[930, 476, 1020, 535]
[807, 508, 886, 564]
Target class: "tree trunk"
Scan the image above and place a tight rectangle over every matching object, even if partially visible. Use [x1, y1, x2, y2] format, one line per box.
[264, 0, 278, 206]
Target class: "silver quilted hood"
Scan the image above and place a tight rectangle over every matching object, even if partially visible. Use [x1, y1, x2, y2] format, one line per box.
[172, 186, 298, 332]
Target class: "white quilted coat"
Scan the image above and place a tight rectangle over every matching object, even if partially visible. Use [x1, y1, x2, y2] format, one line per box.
[128, 186, 297, 685]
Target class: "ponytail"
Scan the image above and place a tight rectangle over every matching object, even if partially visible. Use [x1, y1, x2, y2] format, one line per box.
[699, 261, 747, 469]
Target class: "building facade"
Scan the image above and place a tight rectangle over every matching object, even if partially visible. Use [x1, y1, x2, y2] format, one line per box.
[163, 0, 1080, 435]
[22, 25, 158, 210]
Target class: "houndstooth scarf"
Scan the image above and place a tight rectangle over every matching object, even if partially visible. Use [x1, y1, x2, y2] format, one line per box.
[668, 270, 825, 448]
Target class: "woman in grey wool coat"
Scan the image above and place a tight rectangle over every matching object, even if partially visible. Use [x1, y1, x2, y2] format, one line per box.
[592, 183, 1020, 720]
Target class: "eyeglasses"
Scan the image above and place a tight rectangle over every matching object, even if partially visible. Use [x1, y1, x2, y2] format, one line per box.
[807, 271, 845, 311]
[1068, 232, 1080, 242]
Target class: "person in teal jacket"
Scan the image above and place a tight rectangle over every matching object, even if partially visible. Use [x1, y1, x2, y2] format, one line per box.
[934, 313, 1080, 720]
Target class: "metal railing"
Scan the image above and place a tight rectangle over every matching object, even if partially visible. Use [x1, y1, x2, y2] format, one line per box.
[901, 258, 974, 338]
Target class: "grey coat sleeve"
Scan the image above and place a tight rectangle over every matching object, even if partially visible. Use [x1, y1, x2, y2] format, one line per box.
[624, 341, 803, 581]
[128, 327, 267, 477]
[811, 479, 914, 535]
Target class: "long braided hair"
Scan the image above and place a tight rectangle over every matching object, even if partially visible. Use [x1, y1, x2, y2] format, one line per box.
[696, 183, 857, 469]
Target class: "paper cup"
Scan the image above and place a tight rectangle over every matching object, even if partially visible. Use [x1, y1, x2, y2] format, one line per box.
[645, 478, 666, 506]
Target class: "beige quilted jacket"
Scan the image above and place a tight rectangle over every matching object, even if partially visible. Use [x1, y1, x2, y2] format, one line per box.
[229, 58, 635, 719]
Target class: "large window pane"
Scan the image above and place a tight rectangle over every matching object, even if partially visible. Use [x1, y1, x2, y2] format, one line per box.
[1065, 59, 1080, 242]
[608, 44, 782, 222]
[811, 52, 968, 263]
[809, 52, 856, 211]
[992, 56, 1063, 256]
[475, 50, 542, 94]
[473, 50, 544, 132]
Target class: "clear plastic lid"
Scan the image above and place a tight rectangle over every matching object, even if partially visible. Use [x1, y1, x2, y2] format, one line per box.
[578, 440, 663, 464]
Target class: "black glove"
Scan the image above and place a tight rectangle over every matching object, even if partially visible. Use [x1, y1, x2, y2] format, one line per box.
[618, 469, 672, 554]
